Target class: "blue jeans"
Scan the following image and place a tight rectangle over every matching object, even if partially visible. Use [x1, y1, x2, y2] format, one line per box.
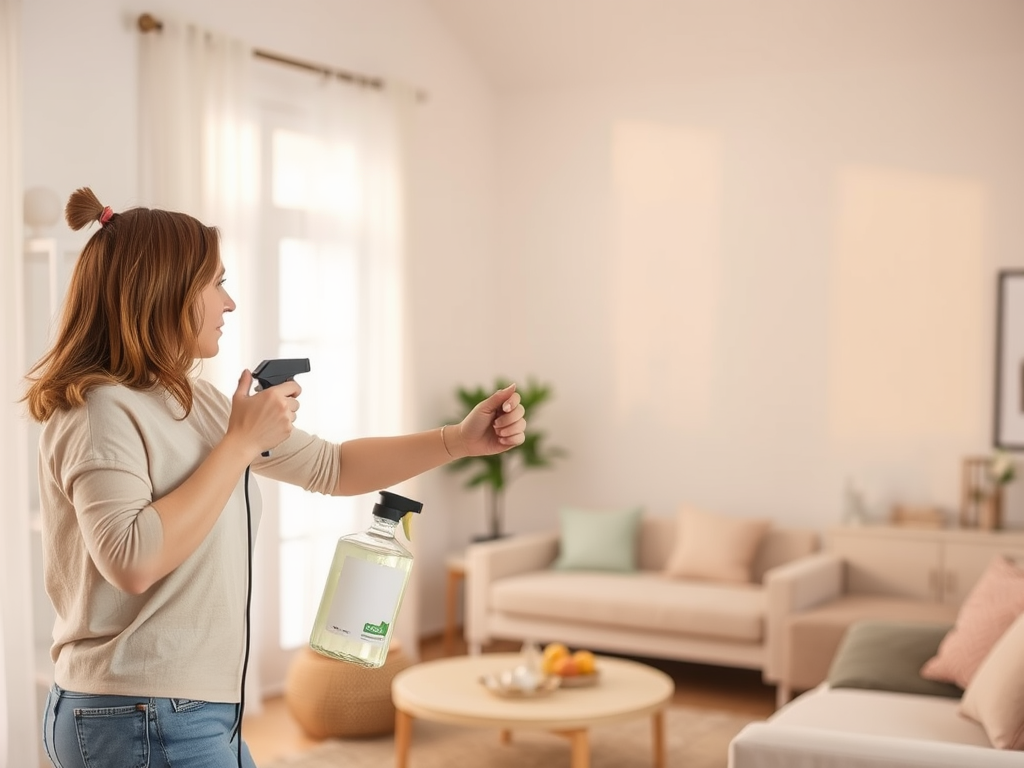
[42, 685, 257, 768]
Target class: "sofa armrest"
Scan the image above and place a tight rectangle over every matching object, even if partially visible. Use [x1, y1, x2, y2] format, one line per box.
[464, 531, 560, 647]
[729, 723, 1015, 768]
[763, 552, 844, 682]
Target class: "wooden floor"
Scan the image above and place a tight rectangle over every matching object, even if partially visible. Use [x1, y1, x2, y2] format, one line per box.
[244, 633, 778, 765]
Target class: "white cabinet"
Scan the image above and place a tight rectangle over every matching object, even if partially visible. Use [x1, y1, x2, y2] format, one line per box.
[828, 525, 1024, 606]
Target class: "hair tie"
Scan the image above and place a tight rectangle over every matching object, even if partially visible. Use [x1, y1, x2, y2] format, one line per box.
[99, 206, 114, 226]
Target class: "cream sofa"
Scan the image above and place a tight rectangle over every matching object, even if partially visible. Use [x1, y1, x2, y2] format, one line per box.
[464, 515, 819, 679]
[731, 604, 1024, 766]
[728, 684, 1021, 768]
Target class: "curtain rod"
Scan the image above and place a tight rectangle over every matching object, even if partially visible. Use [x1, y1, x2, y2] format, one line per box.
[137, 13, 427, 101]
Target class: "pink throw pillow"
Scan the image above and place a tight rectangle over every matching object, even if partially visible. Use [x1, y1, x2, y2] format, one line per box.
[960, 611, 1024, 749]
[920, 555, 1024, 689]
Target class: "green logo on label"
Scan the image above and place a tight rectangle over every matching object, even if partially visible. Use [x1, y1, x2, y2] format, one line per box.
[363, 620, 389, 636]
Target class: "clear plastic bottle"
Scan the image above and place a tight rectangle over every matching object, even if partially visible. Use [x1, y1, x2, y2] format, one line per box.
[309, 490, 423, 667]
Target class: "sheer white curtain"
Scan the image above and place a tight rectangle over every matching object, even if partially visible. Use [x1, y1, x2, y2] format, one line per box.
[1, 2, 37, 766]
[138, 17, 263, 710]
[138, 17, 259, 390]
[265, 71, 420, 665]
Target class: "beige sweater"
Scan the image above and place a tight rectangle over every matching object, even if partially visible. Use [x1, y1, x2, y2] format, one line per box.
[37, 377, 341, 702]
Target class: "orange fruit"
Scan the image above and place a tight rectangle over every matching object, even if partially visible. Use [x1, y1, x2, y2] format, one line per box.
[572, 649, 596, 674]
[554, 656, 580, 676]
[543, 642, 569, 662]
[541, 642, 569, 674]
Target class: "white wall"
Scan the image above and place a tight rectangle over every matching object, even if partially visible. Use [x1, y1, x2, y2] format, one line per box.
[488, 3, 1024, 537]
[17, 0, 1024, 647]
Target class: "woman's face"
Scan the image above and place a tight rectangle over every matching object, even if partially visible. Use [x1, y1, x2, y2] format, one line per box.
[196, 262, 236, 358]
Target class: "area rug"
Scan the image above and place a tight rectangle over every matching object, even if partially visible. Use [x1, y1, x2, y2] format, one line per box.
[262, 706, 760, 768]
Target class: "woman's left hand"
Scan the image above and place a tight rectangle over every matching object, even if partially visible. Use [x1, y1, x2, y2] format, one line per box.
[452, 384, 526, 457]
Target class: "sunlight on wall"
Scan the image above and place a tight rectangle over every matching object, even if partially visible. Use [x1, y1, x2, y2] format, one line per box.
[828, 166, 986, 444]
[610, 121, 723, 427]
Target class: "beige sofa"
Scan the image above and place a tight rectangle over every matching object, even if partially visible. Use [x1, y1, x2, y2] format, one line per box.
[730, 612, 1024, 767]
[729, 684, 1021, 768]
[464, 515, 819, 679]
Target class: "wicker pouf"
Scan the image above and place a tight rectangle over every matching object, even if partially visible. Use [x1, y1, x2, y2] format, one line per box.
[284, 641, 413, 739]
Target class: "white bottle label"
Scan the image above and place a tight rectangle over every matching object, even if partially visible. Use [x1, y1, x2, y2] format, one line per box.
[324, 556, 405, 645]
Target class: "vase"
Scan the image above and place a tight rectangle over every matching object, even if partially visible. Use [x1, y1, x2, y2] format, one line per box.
[978, 489, 1004, 531]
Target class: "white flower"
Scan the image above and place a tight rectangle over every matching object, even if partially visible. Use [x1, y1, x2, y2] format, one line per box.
[991, 452, 1017, 486]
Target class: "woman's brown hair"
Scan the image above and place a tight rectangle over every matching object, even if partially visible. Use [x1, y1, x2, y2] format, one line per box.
[23, 187, 221, 422]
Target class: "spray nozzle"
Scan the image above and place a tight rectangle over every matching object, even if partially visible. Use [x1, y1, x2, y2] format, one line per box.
[373, 491, 424, 521]
[373, 491, 423, 540]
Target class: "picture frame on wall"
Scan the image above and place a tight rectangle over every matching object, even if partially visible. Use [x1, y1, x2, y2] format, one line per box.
[993, 270, 1024, 450]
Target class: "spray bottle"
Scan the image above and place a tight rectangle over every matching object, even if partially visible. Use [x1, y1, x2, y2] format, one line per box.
[309, 490, 423, 667]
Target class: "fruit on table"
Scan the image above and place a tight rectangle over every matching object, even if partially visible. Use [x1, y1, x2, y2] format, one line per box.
[541, 642, 569, 674]
[542, 643, 597, 676]
[572, 649, 596, 674]
[553, 656, 580, 676]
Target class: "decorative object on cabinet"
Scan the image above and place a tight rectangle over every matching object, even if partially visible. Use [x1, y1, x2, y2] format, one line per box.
[961, 454, 1016, 530]
[841, 477, 870, 525]
[993, 269, 1024, 450]
[890, 504, 947, 529]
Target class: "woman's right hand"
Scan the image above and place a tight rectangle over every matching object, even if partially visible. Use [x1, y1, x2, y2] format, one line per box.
[227, 370, 301, 458]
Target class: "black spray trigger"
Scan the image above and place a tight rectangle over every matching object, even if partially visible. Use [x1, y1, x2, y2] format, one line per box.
[253, 358, 310, 457]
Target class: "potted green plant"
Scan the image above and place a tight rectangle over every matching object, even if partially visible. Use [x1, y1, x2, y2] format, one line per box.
[443, 377, 566, 541]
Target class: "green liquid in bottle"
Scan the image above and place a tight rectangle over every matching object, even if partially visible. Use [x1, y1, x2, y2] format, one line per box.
[309, 514, 414, 667]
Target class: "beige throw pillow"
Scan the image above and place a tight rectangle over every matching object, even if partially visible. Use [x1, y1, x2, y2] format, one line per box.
[920, 555, 1024, 689]
[960, 611, 1024, 749]
[663, 506, 771, 584]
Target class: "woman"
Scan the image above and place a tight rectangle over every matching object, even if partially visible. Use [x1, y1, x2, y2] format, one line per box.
[23, 187, 526, 768]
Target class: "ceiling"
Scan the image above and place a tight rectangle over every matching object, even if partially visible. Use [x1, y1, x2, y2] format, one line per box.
[423, 0, 1022, 92]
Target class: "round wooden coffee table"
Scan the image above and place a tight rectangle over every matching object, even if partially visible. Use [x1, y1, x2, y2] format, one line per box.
[391, 653, 674, 768]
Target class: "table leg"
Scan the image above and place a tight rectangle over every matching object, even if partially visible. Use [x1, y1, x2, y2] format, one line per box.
[651, 710, 665, 768]
[394, 709, 413, 768]
[444, 568, 461, 654]
[568, 729, 590, 768]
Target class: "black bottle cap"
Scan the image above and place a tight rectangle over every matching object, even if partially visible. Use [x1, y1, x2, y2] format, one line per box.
[373, 490, 424, 522]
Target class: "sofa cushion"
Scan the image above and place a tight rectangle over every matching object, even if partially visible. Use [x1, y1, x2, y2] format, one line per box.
[664, 506, 771, 584]
[921, 555, 1024, 689]
[553, 506, 642, 572]
[769, 685, 991, 747]
[827, 620, 962, 698]
[961, 610, 1024, 749]
[635, 516, 820, 579]
[490, 571, 765, 642]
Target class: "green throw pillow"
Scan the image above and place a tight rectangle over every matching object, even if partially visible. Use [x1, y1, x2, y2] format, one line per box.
[827, 620, 962, 699]
[553, 506, 642, 572]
